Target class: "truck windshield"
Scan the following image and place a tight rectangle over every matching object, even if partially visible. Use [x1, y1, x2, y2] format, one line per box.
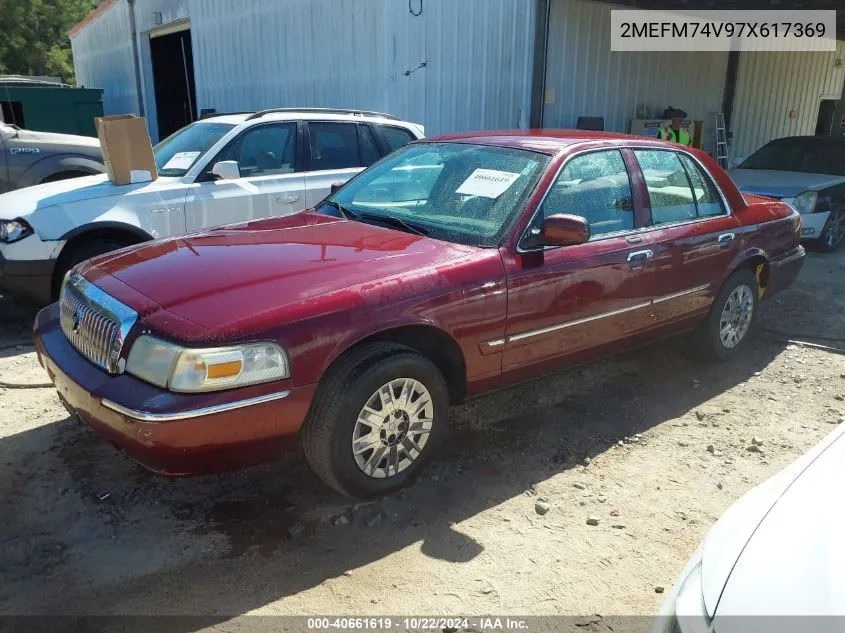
[154, 121, 234, 176]
[321, 142, 549, 247]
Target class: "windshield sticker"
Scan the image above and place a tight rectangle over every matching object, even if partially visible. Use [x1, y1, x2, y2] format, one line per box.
[455, 169, 521, 199]
[162, 151, 201, 170]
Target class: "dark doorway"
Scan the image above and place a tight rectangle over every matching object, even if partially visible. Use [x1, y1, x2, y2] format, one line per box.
[149, 28, 196, 141]
[816, 99, 837, 136]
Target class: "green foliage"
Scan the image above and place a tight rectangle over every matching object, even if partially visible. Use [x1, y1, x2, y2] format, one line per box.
[0, 0, 97, 84]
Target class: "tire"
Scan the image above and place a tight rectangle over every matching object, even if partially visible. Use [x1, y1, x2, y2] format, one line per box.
[52, 238, 134, 300]
[301, 342, 450, 498]
[817, 209, 845, 253]
[693, 268, 759, 361]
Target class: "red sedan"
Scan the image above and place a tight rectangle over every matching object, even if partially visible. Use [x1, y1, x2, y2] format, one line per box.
[34, 130, 805, 498]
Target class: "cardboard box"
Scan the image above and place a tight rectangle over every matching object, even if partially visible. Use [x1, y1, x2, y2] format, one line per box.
[95, 114, 157, 185]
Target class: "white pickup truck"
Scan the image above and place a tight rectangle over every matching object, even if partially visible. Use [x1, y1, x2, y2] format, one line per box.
[0, 108, 424, 303]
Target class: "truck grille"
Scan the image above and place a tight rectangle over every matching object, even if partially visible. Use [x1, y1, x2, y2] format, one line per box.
[59, 272, 138, 374]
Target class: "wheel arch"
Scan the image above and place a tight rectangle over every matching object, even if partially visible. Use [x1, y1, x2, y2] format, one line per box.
[20, 154, 105, 188]
[324, 322, 468, 404]
[726, 248, 770, 296]
[51, 222, 153, 294]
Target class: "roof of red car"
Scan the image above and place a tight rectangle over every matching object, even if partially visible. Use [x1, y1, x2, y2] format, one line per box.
[423, 129, 654, 154]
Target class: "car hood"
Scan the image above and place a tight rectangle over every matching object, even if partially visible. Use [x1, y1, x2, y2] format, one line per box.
[87, 212, 481, 333]
[0, 174, 181, 217]
[20, 129, 101, 148]
[701, 423, 845, 619]
[729, 169, 845, 198]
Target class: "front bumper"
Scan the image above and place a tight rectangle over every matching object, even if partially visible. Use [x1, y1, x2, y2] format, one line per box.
[0, 234, 63, 304]
[0, 251, 55, 304]
[766, 245, 805, 298]
[798, 211, 829, 240]
[34, 303, 317, 476]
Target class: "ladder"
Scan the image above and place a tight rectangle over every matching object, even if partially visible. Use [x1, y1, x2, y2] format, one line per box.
[714, 112, 729, 168]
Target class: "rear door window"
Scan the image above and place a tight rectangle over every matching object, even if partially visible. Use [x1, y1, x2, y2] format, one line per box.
[379, 125, 417, 153]
[678, 154, 727, 218]
[634, 150, 698, 225]
[308, 122, 363, 171]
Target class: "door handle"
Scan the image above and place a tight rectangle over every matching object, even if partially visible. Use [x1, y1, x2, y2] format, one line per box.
[627, 249, 653, 270]
[276, 194, 299, 204]
[718, 232, 736, 247]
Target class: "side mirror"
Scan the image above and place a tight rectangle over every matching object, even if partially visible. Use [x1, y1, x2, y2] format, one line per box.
[210, 160, 240, 180]
[330, 181, 345, 195]
[540, 213, 590, 247]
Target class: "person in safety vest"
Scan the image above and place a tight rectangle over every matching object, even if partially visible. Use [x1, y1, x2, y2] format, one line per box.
[658, 107, 691, 146]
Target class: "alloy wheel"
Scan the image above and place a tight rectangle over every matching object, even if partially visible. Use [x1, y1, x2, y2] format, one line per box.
[352, 378, 434, 479]
[824, 211, 845, 249]
[719, 284, 754, 349]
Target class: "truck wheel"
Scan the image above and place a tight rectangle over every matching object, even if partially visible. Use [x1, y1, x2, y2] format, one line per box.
[301, 343, 449, 498]
[52, 238, 134, 300]
[693, 269, 759, 361]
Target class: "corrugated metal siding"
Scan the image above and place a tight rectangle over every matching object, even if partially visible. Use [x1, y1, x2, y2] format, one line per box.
[188, 0, 534, 135]
[543, 0, 729, 151]
[69, 0, 138, 115]
[730, 40, 845, 161]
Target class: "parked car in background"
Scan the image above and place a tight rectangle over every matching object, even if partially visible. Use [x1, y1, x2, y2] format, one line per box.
[654, 421, 845, 633]
[0, 121, 104, 192]
[730, 136, 845, 252]
[35, 131, 804, 498]
[0, 108, 423, 303]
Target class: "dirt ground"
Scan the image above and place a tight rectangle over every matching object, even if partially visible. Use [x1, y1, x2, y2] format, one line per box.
[2, 249, 845, 627]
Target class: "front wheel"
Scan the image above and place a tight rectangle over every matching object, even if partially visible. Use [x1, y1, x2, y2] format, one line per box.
[693, 269, 758, 361]
[301, 343, 449, 498]
[818, 209, 845, 252]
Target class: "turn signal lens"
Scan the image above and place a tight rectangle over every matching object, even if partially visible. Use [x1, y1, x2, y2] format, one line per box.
[126, 336, 289, 393]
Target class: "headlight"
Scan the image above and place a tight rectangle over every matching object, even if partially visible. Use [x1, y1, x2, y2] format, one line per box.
[0, 218, 33, 243]
[791, 191, 817, 214]
[126, 335, 289, 392]
[674, 562, 711, 633]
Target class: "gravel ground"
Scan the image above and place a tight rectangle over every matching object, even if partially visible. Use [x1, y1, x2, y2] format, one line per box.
[1, 249, 844, 627]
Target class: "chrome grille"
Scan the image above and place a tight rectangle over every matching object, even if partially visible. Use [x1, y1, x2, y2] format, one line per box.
[59, 272, 138, 374]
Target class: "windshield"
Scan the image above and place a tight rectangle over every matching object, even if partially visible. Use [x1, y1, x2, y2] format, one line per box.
[321, 142, 550, 247]
[153, 121, 235, 176]
[738, 138, 845, 176]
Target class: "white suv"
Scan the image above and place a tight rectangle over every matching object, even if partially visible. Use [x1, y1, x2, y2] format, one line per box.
[0, 108, 424, 303]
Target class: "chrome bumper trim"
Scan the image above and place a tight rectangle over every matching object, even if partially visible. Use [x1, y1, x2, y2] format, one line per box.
[101, 390, 291, 422]
[772, 246, 805, 267]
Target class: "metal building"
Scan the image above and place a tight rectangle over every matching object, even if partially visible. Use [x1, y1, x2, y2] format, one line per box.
[70, 0, 845, 162]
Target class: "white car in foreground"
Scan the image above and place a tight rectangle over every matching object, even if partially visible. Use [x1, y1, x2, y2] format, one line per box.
[0, 108, 423, 303]
[654, 421, 845, 633]
[730, 136, 845, 252]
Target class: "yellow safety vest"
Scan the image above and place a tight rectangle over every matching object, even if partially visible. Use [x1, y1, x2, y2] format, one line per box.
[659, 126, 691, 146]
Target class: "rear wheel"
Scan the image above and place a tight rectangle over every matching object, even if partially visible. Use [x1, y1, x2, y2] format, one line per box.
[818, 209, 845, 252]
[693, 269, 758, 361]
[301, 343, 449, 498]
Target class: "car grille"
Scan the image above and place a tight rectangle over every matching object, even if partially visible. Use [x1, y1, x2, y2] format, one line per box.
[59, 272, 138, 374]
